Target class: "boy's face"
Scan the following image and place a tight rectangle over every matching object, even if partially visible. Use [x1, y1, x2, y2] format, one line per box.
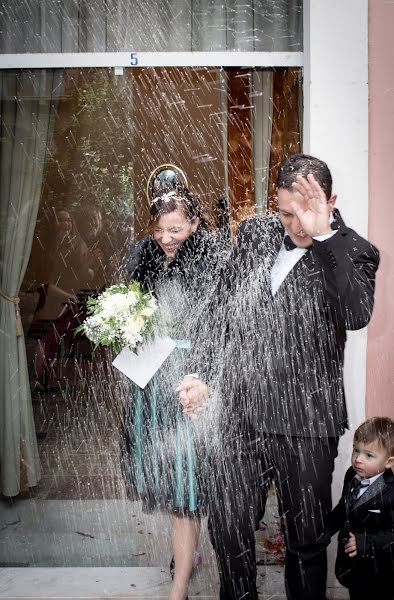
[352, 439, 394, 479]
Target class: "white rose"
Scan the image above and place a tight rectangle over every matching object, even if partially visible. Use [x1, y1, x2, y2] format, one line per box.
[140, 296, 157, 317]
[100, 293, 131, 317]
[126, 290, 139, 307]
[122, 316, 145, 347]
[124, 315, 145, 336]
[122, 317, 144, 347]
[140, 305, 156, 317]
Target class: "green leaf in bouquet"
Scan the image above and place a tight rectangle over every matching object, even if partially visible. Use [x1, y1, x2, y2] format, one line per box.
[74, 323, 85, 336]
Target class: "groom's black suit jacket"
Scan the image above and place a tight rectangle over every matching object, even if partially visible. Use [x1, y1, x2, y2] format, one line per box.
[207, 210, 380, 439]
[329, 466, 394, 587]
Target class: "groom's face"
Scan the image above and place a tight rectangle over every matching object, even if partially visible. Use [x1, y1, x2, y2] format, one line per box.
[277, 188, 314, 248]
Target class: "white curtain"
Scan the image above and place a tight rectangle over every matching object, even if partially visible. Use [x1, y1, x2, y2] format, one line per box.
[0, 0, 302, 53]
[252, 70, 274, 216]
[214, 68, 273, 220]
[0, 69, 63, 497]
[217, 69, 229, 202]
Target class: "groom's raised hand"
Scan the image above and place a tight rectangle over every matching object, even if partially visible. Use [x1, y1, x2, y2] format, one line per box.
[291, 173, 333, 237]
[178, 376, 208, 418]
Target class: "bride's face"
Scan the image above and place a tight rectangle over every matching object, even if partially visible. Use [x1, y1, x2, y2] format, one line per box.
[152, 209, 199, 257]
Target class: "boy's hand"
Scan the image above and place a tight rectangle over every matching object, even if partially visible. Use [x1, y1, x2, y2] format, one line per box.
[344, 532, 357, 557]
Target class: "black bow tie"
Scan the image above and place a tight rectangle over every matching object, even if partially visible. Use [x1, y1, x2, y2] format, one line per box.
[283, 235, 298, 251]
[282, 211, 340, 252]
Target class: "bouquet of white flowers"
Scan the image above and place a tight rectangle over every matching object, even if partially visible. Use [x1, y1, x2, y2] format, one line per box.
[76, 282, 158, 353]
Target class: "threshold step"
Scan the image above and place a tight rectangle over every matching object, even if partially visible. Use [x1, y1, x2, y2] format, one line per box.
[0, 567, 216, 599]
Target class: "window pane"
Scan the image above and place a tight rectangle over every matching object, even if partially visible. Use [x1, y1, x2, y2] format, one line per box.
[0, 0, 303, 53]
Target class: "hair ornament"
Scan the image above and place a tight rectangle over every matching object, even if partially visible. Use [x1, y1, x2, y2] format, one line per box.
[151, 190, 177, 205]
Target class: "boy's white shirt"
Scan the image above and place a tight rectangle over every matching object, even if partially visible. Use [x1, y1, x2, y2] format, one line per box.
[355, 471, 384, 499]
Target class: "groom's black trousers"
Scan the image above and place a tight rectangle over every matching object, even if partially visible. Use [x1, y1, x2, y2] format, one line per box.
[207, 434, 338, 600]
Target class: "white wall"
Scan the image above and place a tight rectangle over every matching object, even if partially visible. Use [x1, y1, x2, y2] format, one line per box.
[303, 0, 369, 585]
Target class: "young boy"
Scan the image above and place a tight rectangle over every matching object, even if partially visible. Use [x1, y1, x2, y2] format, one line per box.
[330, 417, 394, 599]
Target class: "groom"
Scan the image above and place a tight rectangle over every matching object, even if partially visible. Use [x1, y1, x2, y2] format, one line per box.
[179, 154, 380, 600]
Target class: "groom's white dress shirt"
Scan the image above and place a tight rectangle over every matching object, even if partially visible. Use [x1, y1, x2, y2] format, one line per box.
[271, 219, 337, 296]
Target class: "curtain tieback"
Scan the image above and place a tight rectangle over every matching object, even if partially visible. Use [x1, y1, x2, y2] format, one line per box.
[0, 290, 23, 337]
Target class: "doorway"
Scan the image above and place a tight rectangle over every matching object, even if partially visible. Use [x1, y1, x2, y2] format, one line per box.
[2, 64, 301, 568]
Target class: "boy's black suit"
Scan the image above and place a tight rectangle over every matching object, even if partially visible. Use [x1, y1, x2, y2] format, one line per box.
[330, 466, 394, 599]
[204, 210, 380, 600]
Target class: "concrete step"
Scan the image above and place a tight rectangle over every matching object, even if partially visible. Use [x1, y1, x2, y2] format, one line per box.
[0, 567, 215, 599]
[0, 565, 349, 599]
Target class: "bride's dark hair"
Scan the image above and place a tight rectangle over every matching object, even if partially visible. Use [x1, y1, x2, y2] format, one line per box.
[147, 186, 210, 232]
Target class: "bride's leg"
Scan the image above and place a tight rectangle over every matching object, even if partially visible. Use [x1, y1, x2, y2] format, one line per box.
[168, 514, 200, 600]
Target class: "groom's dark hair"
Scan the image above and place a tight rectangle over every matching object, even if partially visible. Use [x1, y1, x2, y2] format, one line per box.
[276, 154, 333, 200]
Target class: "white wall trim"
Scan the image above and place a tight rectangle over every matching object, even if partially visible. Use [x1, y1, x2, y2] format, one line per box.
[0, 51, 303, 70]
[303, 0, 369, 582]
[0, 48, 301, 225]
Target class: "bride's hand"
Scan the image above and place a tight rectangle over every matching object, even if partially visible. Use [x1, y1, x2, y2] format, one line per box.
[178, 376, 209, 418]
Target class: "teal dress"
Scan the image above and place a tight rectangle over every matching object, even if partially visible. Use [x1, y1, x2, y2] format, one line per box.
[124, 340, 202, 515]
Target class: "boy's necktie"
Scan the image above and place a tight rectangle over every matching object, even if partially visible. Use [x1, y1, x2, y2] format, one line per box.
[350, 477, 370, 503]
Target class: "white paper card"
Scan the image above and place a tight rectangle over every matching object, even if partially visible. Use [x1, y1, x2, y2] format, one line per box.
[112, 336, 177, 389]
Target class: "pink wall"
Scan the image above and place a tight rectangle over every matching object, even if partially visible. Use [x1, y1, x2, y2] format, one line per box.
[367, 1, 394, 418]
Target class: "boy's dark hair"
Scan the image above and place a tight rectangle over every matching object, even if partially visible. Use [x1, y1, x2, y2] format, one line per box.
[354, 417, 394, 456]
[276, 153, 333, 200]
